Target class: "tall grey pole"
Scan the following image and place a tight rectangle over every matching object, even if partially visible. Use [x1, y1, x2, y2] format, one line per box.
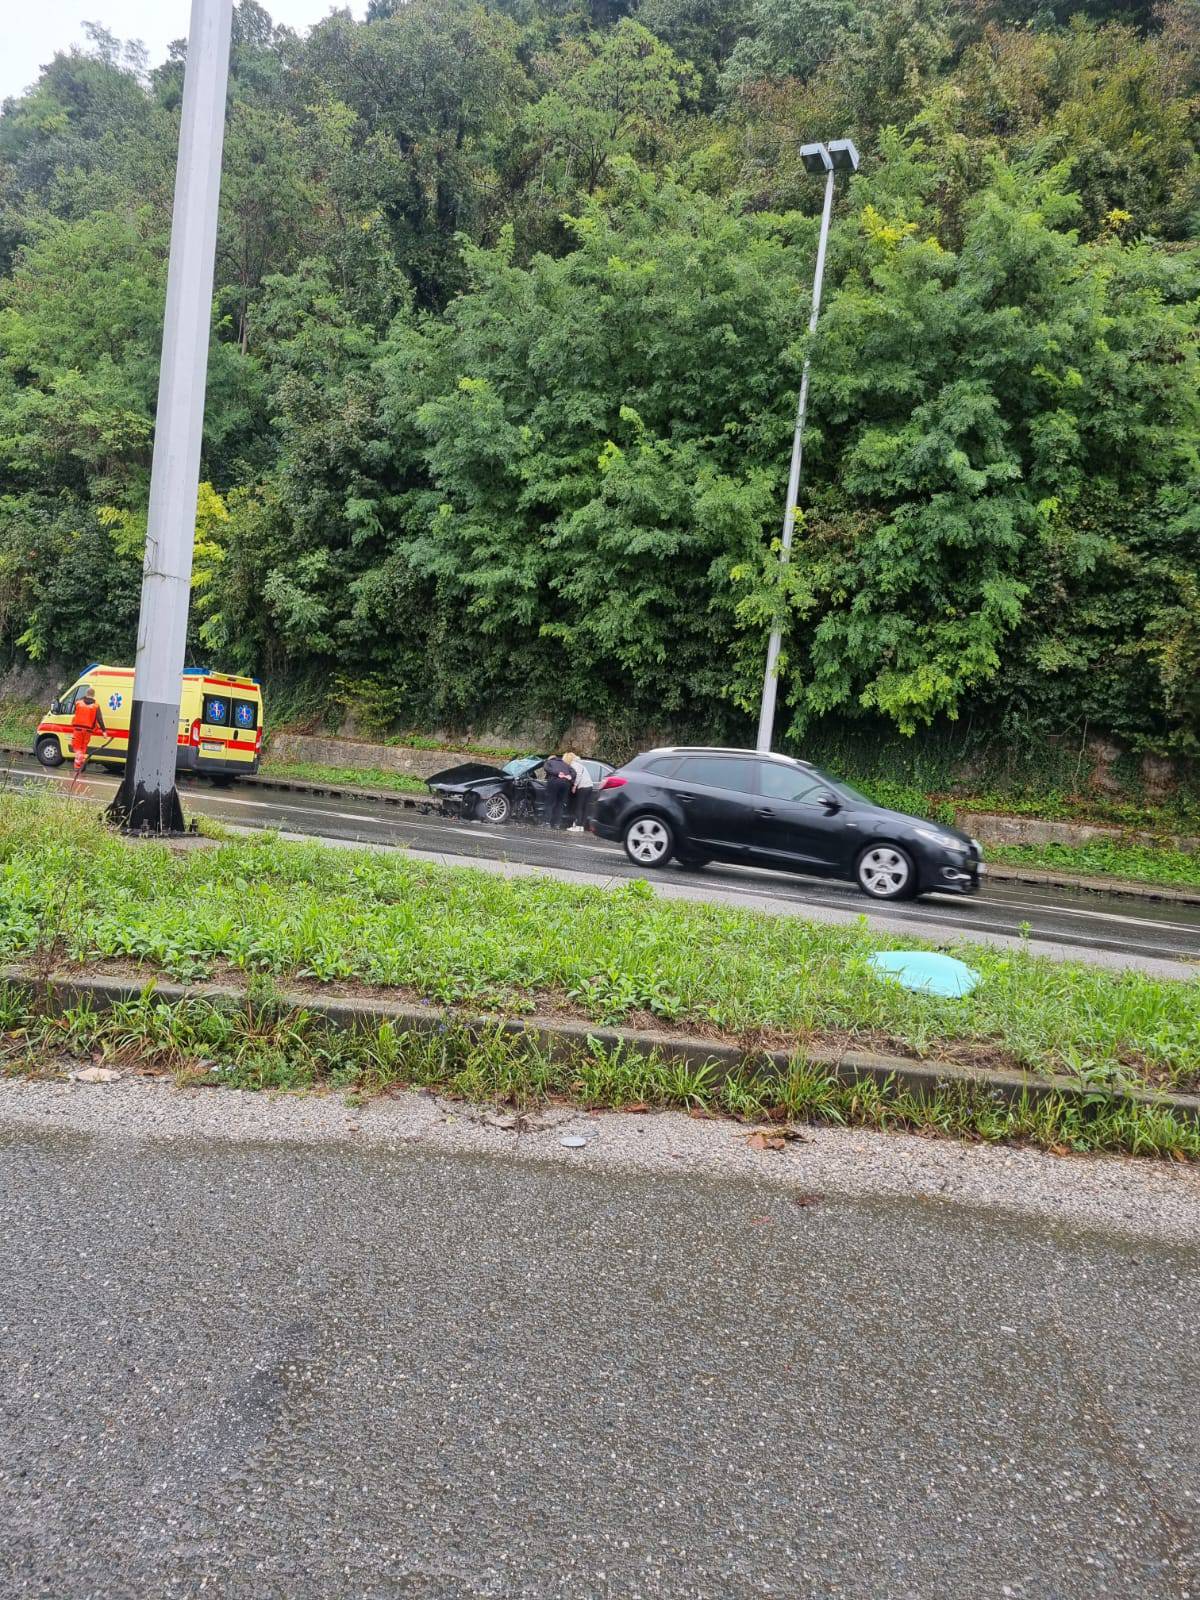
[108, 0, 233, 832]
[755, 161, 836, 755]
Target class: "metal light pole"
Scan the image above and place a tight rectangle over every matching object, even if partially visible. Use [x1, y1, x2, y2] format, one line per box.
[755, 137, 860, 755]
[108, 0, 234, 833]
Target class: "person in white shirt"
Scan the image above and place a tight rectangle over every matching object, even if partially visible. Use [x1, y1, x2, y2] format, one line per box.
[564, 752, 593, 832]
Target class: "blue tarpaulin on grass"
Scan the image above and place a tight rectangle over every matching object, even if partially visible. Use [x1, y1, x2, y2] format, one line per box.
[867, 951, 980, 998]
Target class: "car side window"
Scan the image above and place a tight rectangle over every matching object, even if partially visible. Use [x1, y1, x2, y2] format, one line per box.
[642, 757, 680, 778]
[757, 762, 824, 804]
[58, 687, 80, 713]
[674, 756, 757, 793]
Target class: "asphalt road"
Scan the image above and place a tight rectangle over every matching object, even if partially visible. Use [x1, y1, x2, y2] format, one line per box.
[4, 757, 1200, 973]
[2, 1088, 1198, 1600]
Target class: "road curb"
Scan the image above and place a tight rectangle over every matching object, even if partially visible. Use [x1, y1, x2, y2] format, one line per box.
[4, 741, 1197, 906]
[6, 967, 1198, 1126]
[981, 863, 1200, 906]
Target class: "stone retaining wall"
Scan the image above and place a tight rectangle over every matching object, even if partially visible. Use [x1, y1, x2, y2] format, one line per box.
[265, 732, 480, 779]
[958, 811, 1199, 854]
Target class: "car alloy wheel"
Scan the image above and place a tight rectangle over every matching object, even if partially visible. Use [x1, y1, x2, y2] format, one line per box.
[624, 815, 672, 867]
[481, 792, 511, 825]
[856, 845, 914, 899]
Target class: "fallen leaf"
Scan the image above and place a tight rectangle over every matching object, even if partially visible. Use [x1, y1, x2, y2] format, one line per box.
[688, 1106, 716, 1120]
[71, 1067, 121, 1084]
[747, 1132, 787, 1152]
[792, 1193, 822, 1208]
[1048, 1143, 1071, 1157]
[624, 1102, 651, 1114]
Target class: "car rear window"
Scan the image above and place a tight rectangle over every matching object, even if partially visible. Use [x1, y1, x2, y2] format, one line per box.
[674, 755, 757, 793]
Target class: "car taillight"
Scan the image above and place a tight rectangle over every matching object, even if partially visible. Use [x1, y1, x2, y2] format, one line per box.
[254, 727, 262, 752]
[189, 718, 201, 748]
[600, 775, 627, 790]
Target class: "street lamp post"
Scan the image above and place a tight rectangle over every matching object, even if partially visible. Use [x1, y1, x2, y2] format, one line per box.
[108, 0, 234, 833]
[755, 137, 860, 755]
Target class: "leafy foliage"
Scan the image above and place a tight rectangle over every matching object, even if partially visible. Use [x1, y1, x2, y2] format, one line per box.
[0, 0, 1196, 760]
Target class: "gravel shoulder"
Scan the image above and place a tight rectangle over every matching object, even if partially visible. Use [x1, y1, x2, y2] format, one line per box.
[4, 1075, 1198, 1247]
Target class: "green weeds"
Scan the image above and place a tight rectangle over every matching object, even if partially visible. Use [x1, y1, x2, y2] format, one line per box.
[987, 840, 1200, 890]
[260, 761, 430, 795]
[2, 988, 1195, 1159]
[0, 702, 43, 749]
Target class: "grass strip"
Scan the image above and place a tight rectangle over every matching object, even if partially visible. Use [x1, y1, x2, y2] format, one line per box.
[259, 760, 430, 795]
[2, 985, 1196, 1159]
[0, 703, 42, 750]
[986, 840, 1200, 891]
[1, 788, 1197, 1102]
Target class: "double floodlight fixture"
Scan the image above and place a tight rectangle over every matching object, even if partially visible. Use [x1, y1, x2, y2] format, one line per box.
[799, 139, 860, 175]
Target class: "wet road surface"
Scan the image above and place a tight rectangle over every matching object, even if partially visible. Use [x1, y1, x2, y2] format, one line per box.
[3, 757, 1199, 972]
[2, 1109, 1197, 1599]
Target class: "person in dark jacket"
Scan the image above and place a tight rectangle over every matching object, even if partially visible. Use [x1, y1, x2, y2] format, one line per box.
[543, 754, 575, 830]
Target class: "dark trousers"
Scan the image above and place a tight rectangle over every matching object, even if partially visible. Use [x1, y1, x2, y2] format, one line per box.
[547, 779, 572, 829]
[573, 787, 592, 826]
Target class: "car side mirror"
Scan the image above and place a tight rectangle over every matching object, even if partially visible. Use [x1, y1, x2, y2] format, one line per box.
[49, 700, 62, 715]
[818, 791, 841, 813]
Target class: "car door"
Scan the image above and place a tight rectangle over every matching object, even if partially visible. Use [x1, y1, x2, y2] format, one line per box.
[749, 761, 856, 874]
[668, 755, 759, 857]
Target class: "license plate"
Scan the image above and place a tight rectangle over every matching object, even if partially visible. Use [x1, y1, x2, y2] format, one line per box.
[201, 740, 224, 753]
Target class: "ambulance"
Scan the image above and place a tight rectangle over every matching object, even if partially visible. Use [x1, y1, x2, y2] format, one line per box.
[34, 665, 264, 780]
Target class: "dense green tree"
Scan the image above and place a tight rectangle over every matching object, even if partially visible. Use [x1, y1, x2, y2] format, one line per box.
[747, 146, 1200, 745]
[0, 0, 1195, 760]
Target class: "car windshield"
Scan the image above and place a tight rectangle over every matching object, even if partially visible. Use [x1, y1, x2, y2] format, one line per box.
[810, 767, 875, 806]
[502, 756, 544, 778]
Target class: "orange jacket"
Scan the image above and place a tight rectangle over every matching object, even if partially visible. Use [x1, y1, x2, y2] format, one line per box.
[71, 700, 105, 735]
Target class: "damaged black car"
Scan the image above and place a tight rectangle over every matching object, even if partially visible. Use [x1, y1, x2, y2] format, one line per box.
[426, 756, 613, 825]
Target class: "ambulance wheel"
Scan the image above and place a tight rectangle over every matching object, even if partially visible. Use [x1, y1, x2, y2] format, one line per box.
[36, 735, 64, 769]
[98, 762, 123, 774]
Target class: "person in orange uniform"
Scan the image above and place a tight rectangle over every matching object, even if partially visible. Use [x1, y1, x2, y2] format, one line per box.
[67, 684, 107, 791]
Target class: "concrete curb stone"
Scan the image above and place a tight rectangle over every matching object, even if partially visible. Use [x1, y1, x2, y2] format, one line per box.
[6, 966, 1198, 1127]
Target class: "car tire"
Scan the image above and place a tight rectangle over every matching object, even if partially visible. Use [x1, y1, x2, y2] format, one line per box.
[623, 814, 675, 869]
[479, 792, 511, 825]
[676, 854, 711, 870]
[36, 735, 64, 769]
[856, 844, 917, 901]
[98, 761, 124, 774]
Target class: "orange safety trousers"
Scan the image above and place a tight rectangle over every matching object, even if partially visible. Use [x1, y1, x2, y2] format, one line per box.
[71, 701, 102, 768]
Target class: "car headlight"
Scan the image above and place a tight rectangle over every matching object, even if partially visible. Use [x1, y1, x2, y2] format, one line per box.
[915, 826, 966, 852]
